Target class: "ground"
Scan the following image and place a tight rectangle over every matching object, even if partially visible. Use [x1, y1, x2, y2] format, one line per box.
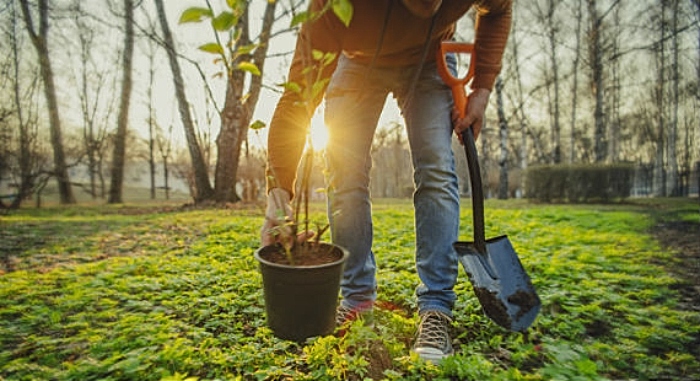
[651, 204, 700, 362]
[653, 217, 700, 313]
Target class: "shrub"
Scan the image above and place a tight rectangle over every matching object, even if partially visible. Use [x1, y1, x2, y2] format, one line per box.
[526, 163, 634, 203]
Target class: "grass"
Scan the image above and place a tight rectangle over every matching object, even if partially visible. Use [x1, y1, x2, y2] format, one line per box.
[1, 198, 698, 380]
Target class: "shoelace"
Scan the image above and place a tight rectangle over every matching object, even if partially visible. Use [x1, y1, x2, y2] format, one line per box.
[336, 304, 358, 326]
[415, 311, 450, 349]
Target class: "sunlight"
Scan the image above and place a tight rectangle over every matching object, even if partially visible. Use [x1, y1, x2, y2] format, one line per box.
[309, 110, 329, 150]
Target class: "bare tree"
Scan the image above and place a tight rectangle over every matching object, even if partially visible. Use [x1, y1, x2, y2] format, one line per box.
[156, 123, 174, 200]
[154, 0, 213, 202]
[19, 0, 75, 204]
[141, 11, 159, 200]
[568, 0, 584, 164]
[495, 77, 510, 199]
[107, 0, 135, 203]
[4, 0, 45, 209]
[71, 1, 114, 200]
[587, 0, 607, 163]
[667, 0, 681, 195]
[531, 0, 563, 164]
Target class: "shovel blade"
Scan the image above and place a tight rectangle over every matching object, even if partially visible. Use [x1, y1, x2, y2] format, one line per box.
[454, 236, 541, 332]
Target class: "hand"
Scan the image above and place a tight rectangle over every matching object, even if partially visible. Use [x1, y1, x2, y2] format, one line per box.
[452, 88, 491, 143]
[261, 188, 293, 247]
[261, 188, 314, 247]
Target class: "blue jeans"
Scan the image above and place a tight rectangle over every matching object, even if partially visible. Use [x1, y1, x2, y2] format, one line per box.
[324, 54, 460, 318]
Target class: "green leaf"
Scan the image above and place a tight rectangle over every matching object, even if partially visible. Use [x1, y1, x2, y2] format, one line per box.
[332, 0, 353, 27]
[198, 43, 224, 55]
[179, 7, 213, 24]
[250, 120, 267, 131]
[226, 0, 238, 10]
[212, 11, 236, 32]
[311, 49, 324, 61]
[290, 11, 309, 28]
[237, 62, 261, 76]
[280, 81, 301, 94]
[235, 43, 257, 57]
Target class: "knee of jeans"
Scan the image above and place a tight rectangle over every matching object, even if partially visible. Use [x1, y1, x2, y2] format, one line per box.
[413, 150, 457, 190]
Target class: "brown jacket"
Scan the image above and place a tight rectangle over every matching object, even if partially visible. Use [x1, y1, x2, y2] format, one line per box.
[268, 0, 512, 195]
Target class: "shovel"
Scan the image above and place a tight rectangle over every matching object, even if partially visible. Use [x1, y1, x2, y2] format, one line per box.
[437, 41, 541, 332]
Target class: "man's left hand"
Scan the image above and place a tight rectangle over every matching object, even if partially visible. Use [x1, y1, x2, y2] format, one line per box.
[452, 88, 491, 142]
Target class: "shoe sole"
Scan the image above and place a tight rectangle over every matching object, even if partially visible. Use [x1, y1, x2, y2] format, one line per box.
[412, 347, 454, 363]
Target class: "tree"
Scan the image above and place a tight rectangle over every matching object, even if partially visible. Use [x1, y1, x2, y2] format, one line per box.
[19, 0, 75, 204]
[155, 123, 174, 200]
[179, 1, 279, 203]
[587, 0, 607, 163]
[667, 0, 681, 195]
[140, 9, 160, 200]
[531, 0, 563, 164]
[154, 0, 214, 202]
[8, 0, 34, 208]
[211, 1, 278, 203]
[495, 77, 510, 199]
[107, 0, 135, 204]
[70, 0, 114, 200]
[568, 0, 584, 164]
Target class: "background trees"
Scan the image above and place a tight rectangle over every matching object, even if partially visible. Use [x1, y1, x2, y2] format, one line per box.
[0, 0, 697, 207]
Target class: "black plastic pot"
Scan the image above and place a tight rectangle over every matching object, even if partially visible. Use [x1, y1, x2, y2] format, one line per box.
[254, 243, 348, 342]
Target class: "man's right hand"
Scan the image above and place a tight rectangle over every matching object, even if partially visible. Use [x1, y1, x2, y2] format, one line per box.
[261, 188, 294, 247]
[261, 188, 315, 247]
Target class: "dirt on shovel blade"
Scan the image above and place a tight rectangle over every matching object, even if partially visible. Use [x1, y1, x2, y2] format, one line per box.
[474, 287, 511, 328]
[507, 289, 540, 320]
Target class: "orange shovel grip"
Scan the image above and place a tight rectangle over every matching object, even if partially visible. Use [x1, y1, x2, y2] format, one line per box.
[436, 41, 475, 119]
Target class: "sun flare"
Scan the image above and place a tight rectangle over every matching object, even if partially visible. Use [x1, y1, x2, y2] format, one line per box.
[309, 112, 329, 150]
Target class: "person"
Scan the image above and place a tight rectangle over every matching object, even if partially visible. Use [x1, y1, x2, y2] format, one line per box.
[261, 0, 512, 362]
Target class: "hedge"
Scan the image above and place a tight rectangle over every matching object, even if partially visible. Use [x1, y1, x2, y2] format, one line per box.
[525, 163, 634, 203]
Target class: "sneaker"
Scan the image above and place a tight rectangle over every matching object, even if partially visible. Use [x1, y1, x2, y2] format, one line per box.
[412, 310, 454, 363]
[335, 302, 374, 335]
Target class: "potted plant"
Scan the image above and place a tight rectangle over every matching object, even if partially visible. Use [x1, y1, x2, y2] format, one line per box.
[254, 141, 349, 342]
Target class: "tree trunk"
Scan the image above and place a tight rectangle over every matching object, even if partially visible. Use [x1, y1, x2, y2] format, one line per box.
[587, 0, 607, 163]
[608, 6, 621, 163]
[654, 0, 667, 196]
[213, 2, 277, 202]
[154, 0, 213, 202]
[495, 77, 509, 200]
[19, 0, 75, 204]
[667, 0, 680, 195]
[508, 17, 528, 195]
[145, 28, 158, 200]
[108, 0, 135, 204]
[543, 0, 561, 164]
[569, 0, 583, 164]
[10, 1, 33, 209]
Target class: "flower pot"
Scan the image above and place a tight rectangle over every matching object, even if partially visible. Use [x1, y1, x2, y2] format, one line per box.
[254, 242, 348, 342]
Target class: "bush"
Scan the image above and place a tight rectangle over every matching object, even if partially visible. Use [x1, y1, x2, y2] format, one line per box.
[526, 163, 634, 203]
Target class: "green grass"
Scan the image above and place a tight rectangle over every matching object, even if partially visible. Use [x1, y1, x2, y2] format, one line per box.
[1, 199, 698, 380]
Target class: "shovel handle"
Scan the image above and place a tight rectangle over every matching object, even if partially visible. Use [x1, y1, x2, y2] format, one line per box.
[436, 41, 487, 254]
[436, 41, 475, 119]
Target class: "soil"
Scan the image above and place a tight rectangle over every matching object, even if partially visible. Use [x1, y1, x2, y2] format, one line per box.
[653, 217, 700, 311]
[651, 212, 700, 361]
[653, 218, 700, 312]
[257, 242, 344, 267]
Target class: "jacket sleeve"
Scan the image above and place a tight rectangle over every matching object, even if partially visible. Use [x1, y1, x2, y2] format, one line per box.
[472, 0, 512, 91]
[266, 0, 341, 197]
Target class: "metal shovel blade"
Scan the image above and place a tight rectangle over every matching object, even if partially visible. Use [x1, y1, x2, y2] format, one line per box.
[454, 237, 541, 332]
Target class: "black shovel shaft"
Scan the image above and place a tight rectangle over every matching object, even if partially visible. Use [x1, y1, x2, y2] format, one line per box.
[461, 128, 487, 255]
